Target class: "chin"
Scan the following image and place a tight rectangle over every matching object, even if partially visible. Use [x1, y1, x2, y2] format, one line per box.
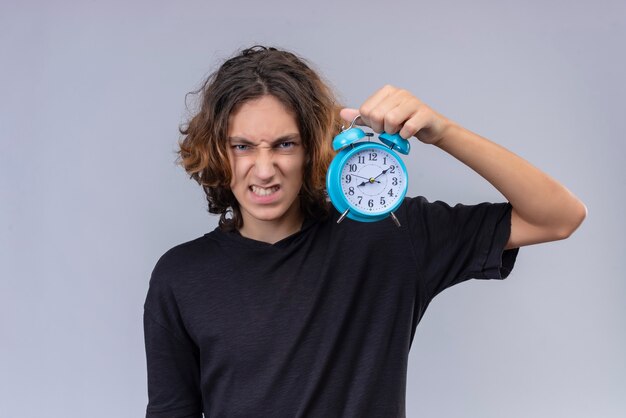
[242, 201, 301, 224]
[250, 208, 290, 222]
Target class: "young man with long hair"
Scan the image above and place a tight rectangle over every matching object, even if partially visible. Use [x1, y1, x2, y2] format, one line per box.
[143, 46, 586, 417]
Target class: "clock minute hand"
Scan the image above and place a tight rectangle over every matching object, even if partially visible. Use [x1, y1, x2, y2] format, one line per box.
[373, 167, 391, 180]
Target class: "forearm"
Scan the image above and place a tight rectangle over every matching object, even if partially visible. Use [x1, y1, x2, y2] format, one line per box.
[435, 122, 587, 242]
[341, 84, 586, 247]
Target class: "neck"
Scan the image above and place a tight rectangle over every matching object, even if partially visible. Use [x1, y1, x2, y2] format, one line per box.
[238, 206, 305, 244]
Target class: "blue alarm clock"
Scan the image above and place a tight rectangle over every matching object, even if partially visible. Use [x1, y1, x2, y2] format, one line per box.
[326, 115, 411, 226]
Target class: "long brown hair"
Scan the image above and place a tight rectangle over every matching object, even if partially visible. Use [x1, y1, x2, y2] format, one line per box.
[177, 46, 342, 230]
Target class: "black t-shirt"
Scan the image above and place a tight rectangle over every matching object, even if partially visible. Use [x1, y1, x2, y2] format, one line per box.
[143, 197, 519, 418]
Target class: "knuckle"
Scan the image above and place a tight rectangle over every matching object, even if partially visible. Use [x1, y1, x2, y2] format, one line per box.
[386, 111, 402, 127]
[359, 104, 372, 118]
[403, 120, 419, 133]
[370, 109, 385, 124]
[413, 97, 426, 110]
[417, 105, 432, 118]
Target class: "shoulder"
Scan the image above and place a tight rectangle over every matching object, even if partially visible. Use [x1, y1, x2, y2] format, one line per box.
[150, 231, 224, 286]
[155, 235, 207, 267]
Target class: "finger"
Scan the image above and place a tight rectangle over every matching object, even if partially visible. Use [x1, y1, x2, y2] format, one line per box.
[384, 98, 423, 137]
[358, 85, 397, 132]
[399, 109, 429, 140]
[368, 90, 408, 133]
[339, 108, 359, 124]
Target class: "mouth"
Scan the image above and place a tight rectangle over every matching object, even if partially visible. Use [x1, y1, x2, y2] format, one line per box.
[250, 185, 280, 197]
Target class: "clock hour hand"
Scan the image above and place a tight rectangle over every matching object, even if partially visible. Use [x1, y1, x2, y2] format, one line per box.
[357, 177, 381, 187]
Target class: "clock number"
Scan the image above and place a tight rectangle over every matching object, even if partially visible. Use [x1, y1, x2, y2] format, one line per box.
[345, 174, 352, 183]
[383, 156, 387, 165]
[389, 165, 396, 173]
[348, 187, 354, 195]
[388, 189, 394, 197]
[357, 196, 363, 204]
[369, 152, 377, 161]
[368, 199, 374, 208]
[349, 164, 357, 172]
[380, 197, 386, 205]
[357, 155, 365, 164]
[392, 177, 398, 185]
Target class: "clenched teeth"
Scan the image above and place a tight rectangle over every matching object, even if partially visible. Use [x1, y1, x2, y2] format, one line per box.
[251, 185, 279, 196]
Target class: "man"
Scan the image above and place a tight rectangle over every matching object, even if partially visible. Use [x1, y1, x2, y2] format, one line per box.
[143, 45, 586, 417]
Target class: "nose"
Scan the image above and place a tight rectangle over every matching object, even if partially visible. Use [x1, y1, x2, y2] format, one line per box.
[253, 148, 276, 181]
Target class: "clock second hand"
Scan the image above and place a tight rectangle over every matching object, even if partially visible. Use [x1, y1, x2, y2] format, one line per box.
[351, 174, 378, 182]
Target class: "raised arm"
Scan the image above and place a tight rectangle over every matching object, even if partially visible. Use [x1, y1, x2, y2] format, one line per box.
[340, 85, 587, 249]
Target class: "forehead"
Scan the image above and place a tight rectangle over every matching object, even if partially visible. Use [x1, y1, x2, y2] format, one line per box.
[228, 95, 299, 142]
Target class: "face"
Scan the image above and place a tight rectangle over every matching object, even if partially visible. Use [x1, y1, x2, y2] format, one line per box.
[227, 95, 306, 233]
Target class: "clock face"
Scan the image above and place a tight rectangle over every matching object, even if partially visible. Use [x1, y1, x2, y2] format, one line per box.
[339, 146, 406, 215]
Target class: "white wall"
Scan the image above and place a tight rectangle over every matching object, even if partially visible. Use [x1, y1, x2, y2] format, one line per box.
[1, 0, 624, 416]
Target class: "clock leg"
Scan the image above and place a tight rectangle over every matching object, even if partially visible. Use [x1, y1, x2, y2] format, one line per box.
[337, 208, 350, 224]
[390, 212, 401, 227]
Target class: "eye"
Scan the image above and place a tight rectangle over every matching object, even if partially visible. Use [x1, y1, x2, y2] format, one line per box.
[277, 141, 296, 149]
[231, 144, 250, 152]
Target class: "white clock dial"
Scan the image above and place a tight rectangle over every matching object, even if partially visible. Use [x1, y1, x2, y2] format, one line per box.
[339, 147, 406, 214]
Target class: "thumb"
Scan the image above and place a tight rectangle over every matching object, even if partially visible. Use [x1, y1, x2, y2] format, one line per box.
[339, 107, 360, 124]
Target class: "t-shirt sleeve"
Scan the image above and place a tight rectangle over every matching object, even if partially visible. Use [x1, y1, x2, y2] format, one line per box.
[143, 253, 203, 418]
[404, 196, 519, 300]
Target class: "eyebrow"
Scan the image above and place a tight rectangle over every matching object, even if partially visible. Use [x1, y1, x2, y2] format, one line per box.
[227, 134, 301, 146]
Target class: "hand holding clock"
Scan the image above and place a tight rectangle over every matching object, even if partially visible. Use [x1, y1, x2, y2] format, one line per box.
[339, 85, 452, 145]
[336, 84, 587, 248]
